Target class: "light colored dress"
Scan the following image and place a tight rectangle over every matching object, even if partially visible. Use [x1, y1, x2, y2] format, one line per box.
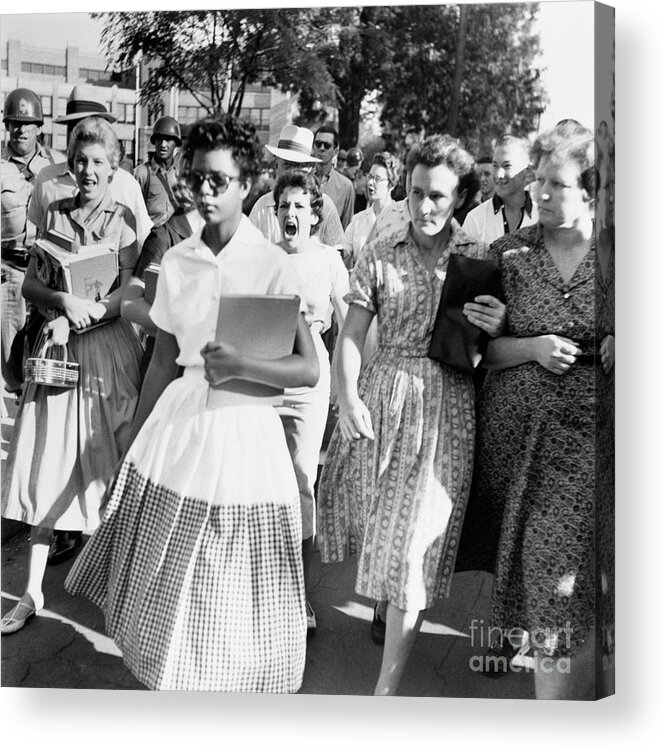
[278, 241, 349, 539]
[1, 193, 142, 533]
[317, 221, 488, 610]
[66, 216, 307, 692]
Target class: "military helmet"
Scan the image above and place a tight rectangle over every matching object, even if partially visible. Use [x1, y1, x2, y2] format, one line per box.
[3, 88, 43, 125]
[346, 146, 364, 168]
[151, 116, 182, 146]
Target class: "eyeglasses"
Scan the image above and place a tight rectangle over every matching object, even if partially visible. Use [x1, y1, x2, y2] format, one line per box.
[188, 171, 241, 194]
[367, 173, 388, 183]
[313, 140, 334, 151]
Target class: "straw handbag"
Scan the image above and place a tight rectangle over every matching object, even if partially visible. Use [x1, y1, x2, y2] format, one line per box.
[25, 338, 79, 388]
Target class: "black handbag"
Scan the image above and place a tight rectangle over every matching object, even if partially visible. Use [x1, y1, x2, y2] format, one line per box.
[427, 253, 503, 373]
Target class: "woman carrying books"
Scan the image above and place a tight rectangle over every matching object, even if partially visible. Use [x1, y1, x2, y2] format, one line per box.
[65, 117, 319, 692]
[273, 170, 349, 631]
[1, 116, 143, 635]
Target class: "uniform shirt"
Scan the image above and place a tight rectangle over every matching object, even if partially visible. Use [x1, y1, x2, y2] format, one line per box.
[28, 162, 153, 248]
[317, 168, 355, 230]
[150, 215, 304, 368]
[133, 156, 180, 229]
[462, 191, 538, 244]
[1, 142, 65, 255]
[249, 191, 344, 248]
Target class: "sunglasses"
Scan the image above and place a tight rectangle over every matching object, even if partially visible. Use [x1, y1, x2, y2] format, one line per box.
[188, 171, 241, 194]
[313, 140, 335, 150]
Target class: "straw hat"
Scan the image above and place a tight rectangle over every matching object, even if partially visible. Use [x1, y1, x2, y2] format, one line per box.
[265, 125, 320, 163]
[53, 85, 117, 124]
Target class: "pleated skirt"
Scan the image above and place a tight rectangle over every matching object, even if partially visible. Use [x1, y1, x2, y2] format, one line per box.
[66, 368, 306, 692]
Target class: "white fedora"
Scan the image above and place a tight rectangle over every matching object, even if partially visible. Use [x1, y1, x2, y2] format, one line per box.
[53, 85, 117, 124]
[265, 125, 320, 163]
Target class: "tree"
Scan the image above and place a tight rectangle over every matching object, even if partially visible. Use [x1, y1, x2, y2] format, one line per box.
[377, 4, 547, 154]
[92, 10, 336, 117]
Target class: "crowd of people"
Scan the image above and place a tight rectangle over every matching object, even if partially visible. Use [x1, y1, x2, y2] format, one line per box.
[1, 82, 614, 699]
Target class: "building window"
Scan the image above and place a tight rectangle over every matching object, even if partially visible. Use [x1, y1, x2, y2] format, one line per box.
[57, 97, 68, 116]
[40, 96, 53, 117]
[41, 133, 53, 148]
[79, 67, 110, 82]
[55, 133, 68, 151]
[117, 103, 136, 124]
[20, 62, 65, 76]
[1, 59, 7, 73]
[177, 105, 201, 123]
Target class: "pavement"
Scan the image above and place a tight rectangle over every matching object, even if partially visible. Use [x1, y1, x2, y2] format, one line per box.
[1, 390, 538, 697]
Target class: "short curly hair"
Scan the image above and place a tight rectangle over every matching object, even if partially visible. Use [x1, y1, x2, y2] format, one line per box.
[531, 123, 595, 198]
[406, 134, 476, 202]
[180, 115, 263, 186]
[67, 116, 122, 172]
[272, 171, 324, 235]
[371, 151, 402, 188]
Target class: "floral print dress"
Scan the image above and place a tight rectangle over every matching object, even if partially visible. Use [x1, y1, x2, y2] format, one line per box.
[317, 221, 487, 610]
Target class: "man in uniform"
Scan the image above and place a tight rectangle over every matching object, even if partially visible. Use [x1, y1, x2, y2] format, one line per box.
[1, 87, 66, 397]
[133, 116, 182, 228]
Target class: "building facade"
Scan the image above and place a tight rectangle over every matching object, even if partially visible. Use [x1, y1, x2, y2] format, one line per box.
[1, 37, 296, 168]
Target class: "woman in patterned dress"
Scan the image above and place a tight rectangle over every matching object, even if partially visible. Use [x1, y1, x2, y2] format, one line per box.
[471, 123, 613, 698]
[1, 117, 142, 634]
[65, 117, 319, 692]
[317, 135, 506, 695]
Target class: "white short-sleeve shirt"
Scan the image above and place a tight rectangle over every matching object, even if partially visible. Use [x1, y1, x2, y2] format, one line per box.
[150, 215, 303, 368]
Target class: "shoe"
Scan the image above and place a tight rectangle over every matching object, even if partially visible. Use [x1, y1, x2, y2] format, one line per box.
[371, 603, 386, 645]
[481, 637, 526, 679]
[47, 531, 82, 565]
[1, 594, 41, 635]
[306, 601, 317, 633]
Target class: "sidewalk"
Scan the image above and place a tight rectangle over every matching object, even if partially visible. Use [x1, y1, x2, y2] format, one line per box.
[1, 391, 536, 697]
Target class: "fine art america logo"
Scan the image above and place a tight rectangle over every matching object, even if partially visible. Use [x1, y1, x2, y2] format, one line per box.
[468, 619, 574, 674]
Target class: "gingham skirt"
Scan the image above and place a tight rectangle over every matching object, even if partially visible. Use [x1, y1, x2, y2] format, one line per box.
[66, 368, 306, 692]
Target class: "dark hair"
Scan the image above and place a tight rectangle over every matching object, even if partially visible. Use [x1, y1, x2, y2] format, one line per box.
[406, 134, 476, 202]
[314, 125, 339, 148]
[371, 151, 402, 188]
[272, 170, 324, 235]
[476, 155, 493, 166]
[532, 123, 595, 198]
[67, 116, 121, 171]
[181, 115, 262, 186]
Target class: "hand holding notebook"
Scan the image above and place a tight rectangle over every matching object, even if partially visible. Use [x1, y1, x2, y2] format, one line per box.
[204, 294, 301, 405]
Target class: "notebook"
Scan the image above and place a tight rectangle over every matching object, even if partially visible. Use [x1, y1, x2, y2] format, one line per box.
[207, 294, 301, 405]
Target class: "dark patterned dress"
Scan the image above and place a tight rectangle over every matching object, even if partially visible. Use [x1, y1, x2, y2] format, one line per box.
[317, 221, 488, 610]
[471, 223, 607, 657]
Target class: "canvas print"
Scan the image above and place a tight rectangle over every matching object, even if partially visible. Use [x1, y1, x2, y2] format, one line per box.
[1, 1, 615, 699]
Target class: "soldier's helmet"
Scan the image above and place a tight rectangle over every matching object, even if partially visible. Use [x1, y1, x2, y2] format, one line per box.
[2, 88, 43, 125]
[346, 147, 364, 168]
[151, 116, 182, 146]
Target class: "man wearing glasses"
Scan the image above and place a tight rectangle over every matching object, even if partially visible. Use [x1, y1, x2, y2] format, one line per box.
[312, 126, 355, 230]
[248, 125, 344, 247]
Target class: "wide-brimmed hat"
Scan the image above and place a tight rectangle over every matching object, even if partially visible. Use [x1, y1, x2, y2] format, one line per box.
[53, 85, 117, 124]
[265, 125, 320, 163]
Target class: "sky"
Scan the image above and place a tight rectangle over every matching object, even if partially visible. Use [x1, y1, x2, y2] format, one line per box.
[2, 1, 596, 133]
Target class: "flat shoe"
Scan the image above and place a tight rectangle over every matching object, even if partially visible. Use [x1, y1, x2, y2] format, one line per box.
[306, 601, 317, 633]
[47, 531, 82, 566]
[371, 603, 386, 645]
[1, 596, 40, 635]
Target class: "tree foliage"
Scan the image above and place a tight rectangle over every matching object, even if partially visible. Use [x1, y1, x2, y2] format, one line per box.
[92, 10, 336, 117]
[93, 5, 548, 154]
[376, 3, 548, 154]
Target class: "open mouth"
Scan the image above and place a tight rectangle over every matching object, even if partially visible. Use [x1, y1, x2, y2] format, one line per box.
[283, 219, 297, 239]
